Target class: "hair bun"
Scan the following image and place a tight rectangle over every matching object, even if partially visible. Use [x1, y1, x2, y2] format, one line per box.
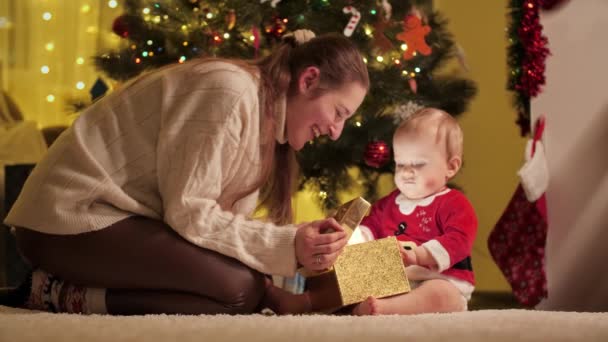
[282, 29, 316, 46]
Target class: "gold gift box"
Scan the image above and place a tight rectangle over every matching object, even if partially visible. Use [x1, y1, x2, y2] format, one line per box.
[304, 197, 411, 311]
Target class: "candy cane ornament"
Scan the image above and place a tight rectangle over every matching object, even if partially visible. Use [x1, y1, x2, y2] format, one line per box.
[342, 6, 361, 37]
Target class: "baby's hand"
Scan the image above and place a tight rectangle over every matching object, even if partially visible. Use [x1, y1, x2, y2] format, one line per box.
[400, 248, 418, 266]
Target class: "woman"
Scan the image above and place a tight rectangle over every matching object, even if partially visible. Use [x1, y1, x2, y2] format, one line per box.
[3, 30, 369, 315]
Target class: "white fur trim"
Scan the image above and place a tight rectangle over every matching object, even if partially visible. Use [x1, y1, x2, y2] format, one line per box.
[394, 188, 451, 215]
[348, 225, 375, 245]
[422, 239, 451, 273]
[518, 140, 549, 202]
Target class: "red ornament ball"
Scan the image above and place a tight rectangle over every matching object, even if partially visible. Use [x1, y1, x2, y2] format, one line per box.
[112, 15, 130, 38]
[364, 141, 391, 168]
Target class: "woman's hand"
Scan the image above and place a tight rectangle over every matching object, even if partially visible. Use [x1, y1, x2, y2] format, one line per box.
[295, 218, 348, 272]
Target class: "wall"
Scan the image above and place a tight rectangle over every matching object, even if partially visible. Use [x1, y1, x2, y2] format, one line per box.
[533, 0, 608, 311]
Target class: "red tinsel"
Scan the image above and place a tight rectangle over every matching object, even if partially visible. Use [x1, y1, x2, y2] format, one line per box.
[515, 1, 550, 99]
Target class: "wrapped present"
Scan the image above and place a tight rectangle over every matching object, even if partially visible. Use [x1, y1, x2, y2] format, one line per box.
[304, 197, 410, 312]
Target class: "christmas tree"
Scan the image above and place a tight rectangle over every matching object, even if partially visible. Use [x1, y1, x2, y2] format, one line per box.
[95, 0, 476, 211]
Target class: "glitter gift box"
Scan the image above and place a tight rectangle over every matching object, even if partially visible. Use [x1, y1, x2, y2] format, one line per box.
[304, 197, 411, 312]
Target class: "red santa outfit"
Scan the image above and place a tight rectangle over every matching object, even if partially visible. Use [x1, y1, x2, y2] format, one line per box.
[357, 188, 478, 300]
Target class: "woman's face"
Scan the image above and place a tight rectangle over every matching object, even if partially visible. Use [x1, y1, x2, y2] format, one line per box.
[285, 67, 367, 151]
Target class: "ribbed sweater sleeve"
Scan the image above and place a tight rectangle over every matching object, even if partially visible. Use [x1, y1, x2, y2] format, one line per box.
[157, 65, 298, 277]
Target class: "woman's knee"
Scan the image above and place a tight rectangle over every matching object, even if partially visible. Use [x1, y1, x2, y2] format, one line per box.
[214, 267, 266, 313]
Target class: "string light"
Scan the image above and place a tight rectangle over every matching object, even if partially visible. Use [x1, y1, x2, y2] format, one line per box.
[181, 25, 187, 31]
[135, 58, 141, 63]
[42, 12, 52, 21]
[376, 56, 384, 62]
[179, 56, 186, 63]
[182, 41, 189, 46]
[153, 16, 161, 23]
[46, 95, 55, 102]
[45, 42, 55, 51]
[76, 57, 85, 65]
[108, 0, 118, 9]
[355, 121, 362, 127]
[143, 8, 151, 14]
[414, 67, 421, 73]
[400, 44, 408, 51]
[81, 5, 91, 13]
[40, 66, 50, 74]
[142, 51, 148, 57]
[147, 40, 153, 45]
[76, 82, 85, 90]
[223, 33, 230, 39]
[319, 191, 328, 199]
[206, 12, 213, 19]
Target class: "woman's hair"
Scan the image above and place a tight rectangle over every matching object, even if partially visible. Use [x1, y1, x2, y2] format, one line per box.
[243, 32, 369, 225]
[395, 108, 464, 161]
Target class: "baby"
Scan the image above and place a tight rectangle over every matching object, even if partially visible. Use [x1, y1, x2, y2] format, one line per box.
[352, 107, 477, 315]
[263, 108, 477, 315]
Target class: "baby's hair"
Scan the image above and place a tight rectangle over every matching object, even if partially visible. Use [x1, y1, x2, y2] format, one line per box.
[395, 108, 463, 160]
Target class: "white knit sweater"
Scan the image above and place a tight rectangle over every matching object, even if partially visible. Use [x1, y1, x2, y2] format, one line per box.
[4, 61, 299, 277]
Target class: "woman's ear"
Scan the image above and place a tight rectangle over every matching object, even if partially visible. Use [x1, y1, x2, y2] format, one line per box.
[298, 66, 320, 94]
[446, 156, 462, 179]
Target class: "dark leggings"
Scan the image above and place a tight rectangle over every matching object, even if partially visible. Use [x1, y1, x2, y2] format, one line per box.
[14, 216, 266, 315]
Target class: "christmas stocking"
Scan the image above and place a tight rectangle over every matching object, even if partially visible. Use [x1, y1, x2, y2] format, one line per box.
[488, 116, 549, 307]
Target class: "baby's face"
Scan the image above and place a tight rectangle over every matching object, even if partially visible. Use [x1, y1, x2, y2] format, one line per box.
[393, 133, 451, 200]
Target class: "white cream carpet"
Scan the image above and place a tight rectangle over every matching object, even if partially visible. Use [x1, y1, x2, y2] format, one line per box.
[1, 305, 607, 342]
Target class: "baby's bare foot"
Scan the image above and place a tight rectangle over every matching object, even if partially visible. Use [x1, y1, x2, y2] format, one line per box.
[352, 296, 380, 316]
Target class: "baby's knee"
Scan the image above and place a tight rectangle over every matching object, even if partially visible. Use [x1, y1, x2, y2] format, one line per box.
[427, 280, 466, 312]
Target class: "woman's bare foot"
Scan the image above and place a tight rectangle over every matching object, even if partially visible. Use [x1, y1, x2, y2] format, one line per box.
[352, 296, 380, 315]
[261, 281, 312, 315]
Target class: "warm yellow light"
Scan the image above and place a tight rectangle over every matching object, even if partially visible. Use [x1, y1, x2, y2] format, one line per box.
[143, 8, 150, 14]
[76, 57, 85, 65]
[130, 44, 136, 50]
[42, 12, 52, 21]
[76, 82, 85, 90]
[394, 59, 401, 65]
[376, 56, 384, 62]
[86, 26, 97, 33]
[410, 72, 416, 77]
[46, 94, 55, 102]
[135, 58, 141, 64]
[181, 25, 187, 31]
[355, 121, 362, 127]
[41, 65, 50, 74]
[319, 191, 328, 199]
[182, 41, 188, 46]
[249, 35, 255, 41]
[149, 51, 154, 56]
[402, 70, 408, 76]
[81, 5, 91, 13]
[45, 42, 54, 51]
[223, 33, 230, 39]
[365, 28, 372, 36]
[206, 12, 213, 19]
[153, 16, 161, 24]
[400, 44, 408, 51]
[108, 0, 118, 9]
[363, 57, 368, 64]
